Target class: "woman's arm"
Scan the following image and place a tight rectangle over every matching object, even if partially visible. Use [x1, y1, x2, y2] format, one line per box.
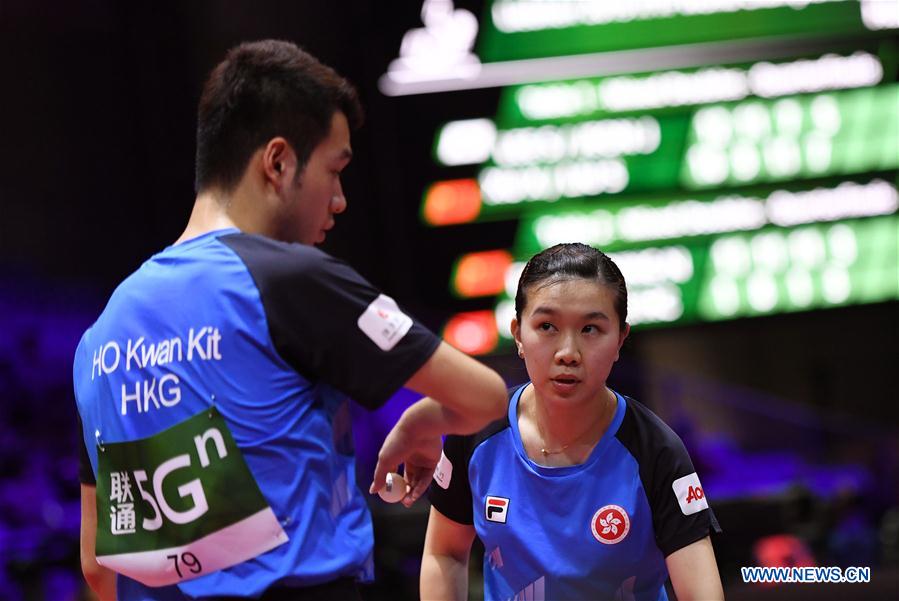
[421, 506, 477, 601]
[81, 484, 117, 600]
[666, 536, 724, 601]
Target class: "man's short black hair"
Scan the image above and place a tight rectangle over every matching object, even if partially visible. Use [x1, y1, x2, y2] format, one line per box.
[195, 39, 363, 193]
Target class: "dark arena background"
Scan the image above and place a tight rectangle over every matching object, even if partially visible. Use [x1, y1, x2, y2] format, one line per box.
[1, 1, 897, 599]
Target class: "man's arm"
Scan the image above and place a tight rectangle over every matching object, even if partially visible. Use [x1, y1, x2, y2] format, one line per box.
[81, 484, 116, 601]
[404, 341, 506, 433]
[666, 536, 724, 601]
[370, 342, 506, 505]
[421, 507, 476, 601]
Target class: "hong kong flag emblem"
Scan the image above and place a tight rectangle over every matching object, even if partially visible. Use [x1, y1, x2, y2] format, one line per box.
[591, 505, 630, 544]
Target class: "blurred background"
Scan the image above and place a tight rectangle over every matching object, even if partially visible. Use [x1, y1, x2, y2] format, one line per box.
[1, 0, 897, 599]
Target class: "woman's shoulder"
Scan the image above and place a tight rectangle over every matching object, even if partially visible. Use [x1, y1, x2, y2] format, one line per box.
[444, 388, 515, 454]
[620, 395, 677, 432]
[616, 394, 691, 460]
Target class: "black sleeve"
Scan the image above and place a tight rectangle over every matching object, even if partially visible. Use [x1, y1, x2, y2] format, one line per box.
[429, 402, 514, 525]
[77, 414, 96, 485]
[222, 234, 440, 409]
[616, 397, 721, 557]
[429, 433, 476, 525]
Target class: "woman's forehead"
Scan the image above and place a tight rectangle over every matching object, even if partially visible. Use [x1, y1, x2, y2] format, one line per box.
[526, 277, 616, 307]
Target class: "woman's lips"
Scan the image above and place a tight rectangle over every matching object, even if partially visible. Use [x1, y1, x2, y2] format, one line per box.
[551, 376, 580, 393]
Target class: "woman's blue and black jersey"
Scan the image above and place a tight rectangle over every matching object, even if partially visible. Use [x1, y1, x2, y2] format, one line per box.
[429, 384, 721, 601]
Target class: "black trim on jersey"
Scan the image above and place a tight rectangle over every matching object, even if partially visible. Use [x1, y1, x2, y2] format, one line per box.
[615, 396, 722, 557]
[221, 234, 440, 409]
[78, 414, 96, 485]
[428, 388, 518, 525]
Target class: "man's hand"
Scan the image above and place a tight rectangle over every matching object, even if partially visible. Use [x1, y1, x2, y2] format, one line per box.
[369, 348, 506, 509]
[370, 408, 443, 508]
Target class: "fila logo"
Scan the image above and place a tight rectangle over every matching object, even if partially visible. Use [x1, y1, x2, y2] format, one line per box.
[672, 472, 709, 515]
[485, 496, 509, 523]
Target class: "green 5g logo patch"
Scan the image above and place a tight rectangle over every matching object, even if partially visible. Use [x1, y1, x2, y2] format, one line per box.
[95, 407, 288, 586]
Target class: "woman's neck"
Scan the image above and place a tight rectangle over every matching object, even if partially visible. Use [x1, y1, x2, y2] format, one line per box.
[518, 384, 616, 467]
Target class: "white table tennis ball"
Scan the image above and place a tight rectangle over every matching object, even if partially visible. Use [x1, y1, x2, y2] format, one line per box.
[378, 472, 407, 503]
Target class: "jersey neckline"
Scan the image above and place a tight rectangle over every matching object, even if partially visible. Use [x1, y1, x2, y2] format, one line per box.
[162, 228, 241, 254]
[507, 382, 626, 477]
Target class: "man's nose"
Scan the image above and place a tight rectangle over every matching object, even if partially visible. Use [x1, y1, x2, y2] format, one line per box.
[331, 194, 347, 214]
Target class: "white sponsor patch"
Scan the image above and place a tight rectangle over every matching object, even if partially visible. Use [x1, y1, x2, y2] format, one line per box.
[672, 472, 709, 516]
[433, 450, 453, 490]
[485, 496, 509, 523]
[357, 294, 413, 351]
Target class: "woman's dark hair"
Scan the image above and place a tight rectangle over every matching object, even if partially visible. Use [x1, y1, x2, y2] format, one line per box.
[195, 39, 363, 193]
[514, 243, 628, 330]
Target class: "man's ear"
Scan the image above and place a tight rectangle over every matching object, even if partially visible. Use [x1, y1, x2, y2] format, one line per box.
[262, 137, 297, 187]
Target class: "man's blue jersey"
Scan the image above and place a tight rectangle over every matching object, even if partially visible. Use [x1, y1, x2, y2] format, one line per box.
[429, 384, 721, 601]
[74, 229, 439, 599]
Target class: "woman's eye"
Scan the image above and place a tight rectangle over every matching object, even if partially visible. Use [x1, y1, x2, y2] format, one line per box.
[539, 322, 553, 331]
[583, 325, 598, 334]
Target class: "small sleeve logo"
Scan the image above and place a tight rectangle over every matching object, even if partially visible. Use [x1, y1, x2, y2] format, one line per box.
[433, 450, 453, 490]
[672, 472, 709, 515]
[485, 496, 509, 523]
[357, 294, 414, 351]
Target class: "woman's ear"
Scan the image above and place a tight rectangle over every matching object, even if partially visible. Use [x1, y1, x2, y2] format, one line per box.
[511, 318, 524, 358]
[615, 323, 631, 361]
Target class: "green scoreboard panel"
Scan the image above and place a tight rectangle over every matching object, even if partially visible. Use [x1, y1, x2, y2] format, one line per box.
[480, 0, 895, 60]
[416, 0, 898, 351]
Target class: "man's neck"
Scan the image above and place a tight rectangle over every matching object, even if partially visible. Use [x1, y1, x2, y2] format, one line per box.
[175, 191, 239, 245]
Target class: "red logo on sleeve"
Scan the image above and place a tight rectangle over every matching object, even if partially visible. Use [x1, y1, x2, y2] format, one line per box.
[591, 505, 630, 544]
[686, 485, 704, 503]
[672, 472, 709, 515]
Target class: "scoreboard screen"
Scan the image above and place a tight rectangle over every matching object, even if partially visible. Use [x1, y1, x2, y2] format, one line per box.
[382, 0, 899, 354]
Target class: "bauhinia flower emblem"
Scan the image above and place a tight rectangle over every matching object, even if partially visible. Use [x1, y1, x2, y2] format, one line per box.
[599, 512, 622, 536]
[591, 504, 630, 544]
